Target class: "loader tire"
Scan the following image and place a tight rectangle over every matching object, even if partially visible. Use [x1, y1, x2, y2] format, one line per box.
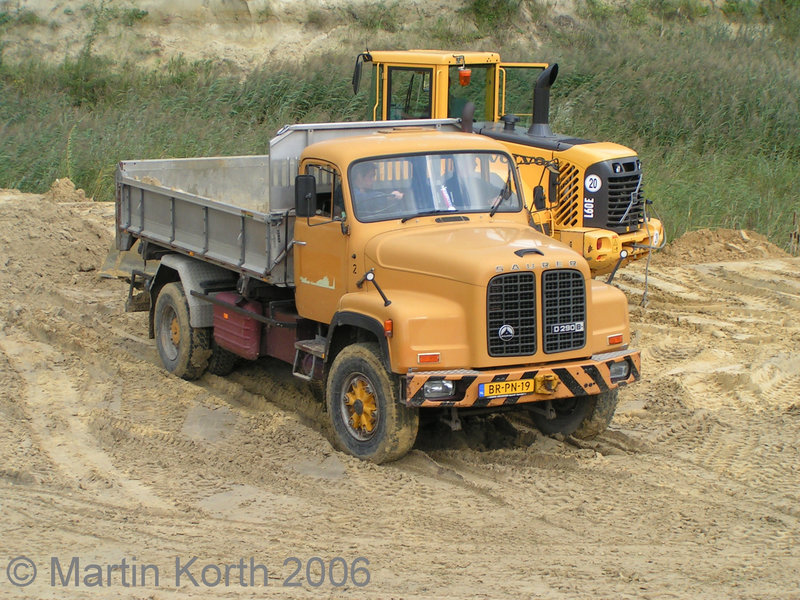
[530, 389, 618, 440]
[326, 343, 418, 463]
[154, 282, 210, 380]
[206, 339, 239, 376]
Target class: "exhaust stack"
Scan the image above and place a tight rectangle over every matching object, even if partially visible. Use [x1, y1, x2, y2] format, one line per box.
[528, 63, 559, 137]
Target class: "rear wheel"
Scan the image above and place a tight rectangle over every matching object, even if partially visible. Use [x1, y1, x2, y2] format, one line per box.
[530, 390, 618, 439]
[206, 339, 239, 376]
[154, 282, 210, 380]
[326, 343, 418, 463]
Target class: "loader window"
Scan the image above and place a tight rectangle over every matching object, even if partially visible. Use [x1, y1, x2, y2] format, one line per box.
[447, 64, 494, 121]
[305, 163, 344, 221]
[499, 65, 545, 127]
[387, 67, 433, 120]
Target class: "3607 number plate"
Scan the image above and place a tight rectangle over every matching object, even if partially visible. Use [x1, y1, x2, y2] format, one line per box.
[478, 379, 535, 398]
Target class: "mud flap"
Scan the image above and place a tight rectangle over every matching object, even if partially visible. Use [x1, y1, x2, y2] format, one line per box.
[98, 240, 157, 280]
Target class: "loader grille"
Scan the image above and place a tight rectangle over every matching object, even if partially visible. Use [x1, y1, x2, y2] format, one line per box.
[543, 269, 586, 353]
[606, 172, 645, 231]
[487, 272, 536, 357]
[554, 162, 580, 227]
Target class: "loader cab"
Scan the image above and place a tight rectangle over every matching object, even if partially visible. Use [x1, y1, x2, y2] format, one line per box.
[354, 50, 547, 125]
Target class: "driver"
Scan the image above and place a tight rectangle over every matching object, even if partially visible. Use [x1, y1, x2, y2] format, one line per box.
[351, 163, 404, 203]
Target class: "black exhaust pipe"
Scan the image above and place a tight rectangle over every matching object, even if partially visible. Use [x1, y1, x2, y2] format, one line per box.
[528, 63, 559, 137]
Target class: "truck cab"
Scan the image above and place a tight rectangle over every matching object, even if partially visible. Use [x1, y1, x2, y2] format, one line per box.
[291, 129, 638, 459]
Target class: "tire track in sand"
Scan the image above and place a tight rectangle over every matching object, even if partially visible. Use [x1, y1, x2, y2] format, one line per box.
[0, 330, 172, 511]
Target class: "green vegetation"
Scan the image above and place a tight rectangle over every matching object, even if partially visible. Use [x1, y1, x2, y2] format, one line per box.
[541, 19, 800, 246]
[463, 0, 525, 27]
[0, 7, 46, 27]
[256, 4, 276, 23]
[119, 7, 148, 26]
[0, 55, 368, 199]
[461, 0, 548, 35]
[1, 0, 799, 249]
[306, 7, 335, 30]
[344, 1, 401, 32]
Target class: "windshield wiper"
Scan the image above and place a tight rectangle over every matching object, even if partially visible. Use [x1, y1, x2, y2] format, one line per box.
[401, 209, 453, 223]
[489, 175, 514, 218]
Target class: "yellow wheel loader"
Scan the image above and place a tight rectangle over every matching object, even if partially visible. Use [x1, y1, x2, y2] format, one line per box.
[353, 50, 665, 275]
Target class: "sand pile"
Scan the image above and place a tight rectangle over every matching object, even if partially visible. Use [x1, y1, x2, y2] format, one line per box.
[654, 228, 789, 267]
[42, 178, 92, 203]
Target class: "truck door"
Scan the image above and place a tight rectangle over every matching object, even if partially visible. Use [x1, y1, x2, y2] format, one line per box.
[293, 163, 350, 324]
[497, 62, 548, 124]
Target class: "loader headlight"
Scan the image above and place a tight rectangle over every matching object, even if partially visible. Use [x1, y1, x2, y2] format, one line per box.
[609, 360, 631, 381]
[424, 379, 455, 399]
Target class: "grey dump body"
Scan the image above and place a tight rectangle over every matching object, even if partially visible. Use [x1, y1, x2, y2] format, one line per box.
[116, 119, 459, 286]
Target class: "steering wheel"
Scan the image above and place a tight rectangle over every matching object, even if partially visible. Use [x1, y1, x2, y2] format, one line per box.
[370, 201, 397, 216]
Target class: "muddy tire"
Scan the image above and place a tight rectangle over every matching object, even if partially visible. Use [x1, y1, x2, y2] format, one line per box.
[530, 389, 618, 440]
[154, 282, 210, 380]
[572, 389, 619, 439]
[326, 343, 418, 463]
[206, 339, 239, 376]
[307, 378, 326, 404]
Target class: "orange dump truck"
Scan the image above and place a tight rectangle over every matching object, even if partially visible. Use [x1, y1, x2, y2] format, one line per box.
[117, 119, 640, 463]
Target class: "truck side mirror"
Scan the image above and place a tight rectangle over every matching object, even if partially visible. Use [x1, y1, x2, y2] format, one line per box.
[533, 185, 546, 211]
[352, 58, 363, 94]
[295, 175, 316, 217]
[352, 52, 371, 94]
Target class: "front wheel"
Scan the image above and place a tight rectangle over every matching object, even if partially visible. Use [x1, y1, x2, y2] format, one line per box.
[530, 389, 619, 440]
[326, 343, 418, 463]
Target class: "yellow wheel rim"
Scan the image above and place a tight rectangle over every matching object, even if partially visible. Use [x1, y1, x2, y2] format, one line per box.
[343, 375, 378, 439]
[170, 316, 181, 346]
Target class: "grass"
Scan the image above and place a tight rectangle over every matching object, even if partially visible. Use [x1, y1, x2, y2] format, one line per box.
[344, 1, 401, 32]
[0, 55, 369, 200]
[0, 8, 45, 26]
[540, 21, 800, 246]
[1, 1, 799, 250]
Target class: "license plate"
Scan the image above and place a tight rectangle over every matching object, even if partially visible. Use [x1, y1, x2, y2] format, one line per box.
[478, 379, 535, 398]
[549, 321, 584, 334]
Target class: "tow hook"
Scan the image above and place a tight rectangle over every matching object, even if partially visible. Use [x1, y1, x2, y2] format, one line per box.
[534, 373, 559, 394]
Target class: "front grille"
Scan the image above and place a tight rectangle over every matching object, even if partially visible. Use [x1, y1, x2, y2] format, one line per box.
[543, 270, 586, 353]
[606, 172, 644, 231]
[487, 273, 536, 357]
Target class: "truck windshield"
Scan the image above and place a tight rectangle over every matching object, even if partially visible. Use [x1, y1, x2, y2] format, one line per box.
[349, 152, 521, 223]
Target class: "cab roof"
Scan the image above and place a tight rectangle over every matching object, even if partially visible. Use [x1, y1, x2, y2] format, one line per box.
[365, 50, 501, 66]
[301, 128, 513, 166]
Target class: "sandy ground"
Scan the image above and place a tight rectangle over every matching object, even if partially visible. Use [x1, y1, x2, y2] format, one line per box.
[0, 182, 798, 598]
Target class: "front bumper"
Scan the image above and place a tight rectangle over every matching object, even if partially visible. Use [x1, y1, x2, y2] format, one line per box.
[619, 218, 663, 255]
[403, 349, 640, 408]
